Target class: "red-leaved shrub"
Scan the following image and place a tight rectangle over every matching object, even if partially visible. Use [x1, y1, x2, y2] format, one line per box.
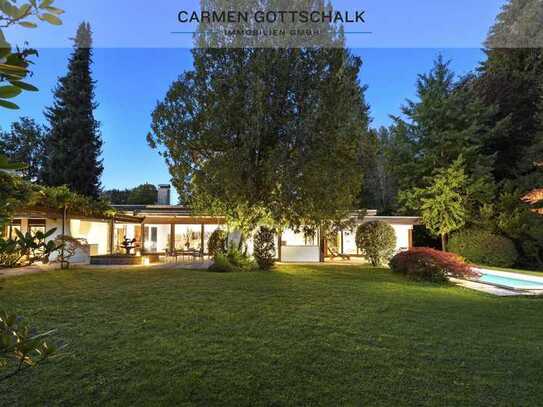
[389, 247, 479, 283]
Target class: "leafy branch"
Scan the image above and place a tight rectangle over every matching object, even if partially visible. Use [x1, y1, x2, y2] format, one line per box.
[0, 0, 64, 109]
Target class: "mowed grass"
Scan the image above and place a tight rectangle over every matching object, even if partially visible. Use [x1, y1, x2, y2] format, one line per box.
[1, 265, 542, 406]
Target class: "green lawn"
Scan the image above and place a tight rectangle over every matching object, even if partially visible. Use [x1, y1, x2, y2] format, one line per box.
[1, 265, 542, 406]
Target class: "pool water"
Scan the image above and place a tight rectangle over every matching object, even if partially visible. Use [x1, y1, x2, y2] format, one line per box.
[478, 273, 543, 290]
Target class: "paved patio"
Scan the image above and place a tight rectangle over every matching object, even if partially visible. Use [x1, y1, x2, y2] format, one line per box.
[0, 259, 213, 278]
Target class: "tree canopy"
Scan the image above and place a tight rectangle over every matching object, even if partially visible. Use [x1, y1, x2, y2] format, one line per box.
[149, 1, 370, 232]
[0, 117, 45, 181]
[102, 183, 158, 205]
[400, 158, 468, 251]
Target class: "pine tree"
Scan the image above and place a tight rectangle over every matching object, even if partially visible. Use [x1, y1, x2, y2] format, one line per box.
[390, 57, 497, 209]
[41, 22, 103, 198]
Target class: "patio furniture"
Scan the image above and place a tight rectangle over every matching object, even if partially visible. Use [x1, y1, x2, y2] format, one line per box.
[328, 247, 351, 261]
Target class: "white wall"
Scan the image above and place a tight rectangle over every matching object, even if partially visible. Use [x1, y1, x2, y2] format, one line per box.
[70, 219, 110, 255]
[342, 222, 413, 255]
[281, 246, 320, 263]
[342, 228, 358, 254]
[391, 224, 412, 252]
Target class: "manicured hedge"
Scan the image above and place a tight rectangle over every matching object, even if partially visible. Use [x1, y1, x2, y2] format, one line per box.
[389, 247, 479, 283]
[355, 221, 397, 266]
[448, 229, 518, 268]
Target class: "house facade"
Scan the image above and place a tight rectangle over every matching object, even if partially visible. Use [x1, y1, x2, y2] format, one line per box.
[4, 185, 419, 263]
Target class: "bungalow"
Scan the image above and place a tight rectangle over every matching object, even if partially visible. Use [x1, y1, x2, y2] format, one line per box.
[3, 184, 419, 263]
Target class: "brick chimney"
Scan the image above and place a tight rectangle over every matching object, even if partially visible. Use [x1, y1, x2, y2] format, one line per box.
[157, 184, 171, 205]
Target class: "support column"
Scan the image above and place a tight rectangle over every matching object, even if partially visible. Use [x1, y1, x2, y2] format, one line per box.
[408, 228, 413, 249]
[277, 232, 282, 261]
[141, 220, 146, 255]
[319, 227, 326, 263]
[170, 224, 175, 253]
[108, 218, 115, 255]
[200, 224, 205, 254]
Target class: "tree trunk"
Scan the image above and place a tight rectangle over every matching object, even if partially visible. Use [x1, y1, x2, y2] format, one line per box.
[441, 233, 447, 252]
[61, 206, 67, 269]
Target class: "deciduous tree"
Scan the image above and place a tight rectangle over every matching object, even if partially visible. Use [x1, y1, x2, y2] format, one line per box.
[149, 1, 370, 234]
[0, 117, 45, 181]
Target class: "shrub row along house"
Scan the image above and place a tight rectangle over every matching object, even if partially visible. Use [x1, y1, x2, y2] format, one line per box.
[3, 184, 419, 263]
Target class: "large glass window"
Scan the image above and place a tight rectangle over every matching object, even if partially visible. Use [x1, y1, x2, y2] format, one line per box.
[28, 219, 46, 236]
[174, 225, 202, 251]
[114, 224, 142, 254]
[143, 224, 170, 253]
[6, 219, 22, 239]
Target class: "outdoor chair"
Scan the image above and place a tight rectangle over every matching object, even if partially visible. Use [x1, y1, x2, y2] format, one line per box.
[328, 247, 351, 261]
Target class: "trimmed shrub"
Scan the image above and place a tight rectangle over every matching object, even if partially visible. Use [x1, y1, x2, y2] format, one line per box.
[448, 229, 518, 268]
[355, 221, 397, 266]
[208, 229, 227, 257]
[389, 247, 479, 283]
[208, 247, 257, 273]
[253, 227, 276, 270]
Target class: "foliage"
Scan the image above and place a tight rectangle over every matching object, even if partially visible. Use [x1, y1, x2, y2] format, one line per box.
[0, 237, 19, 267]
[522, 162, 543, 215]
[0, 228, 63, 268]
[1, 178, 115, 233]
[488, 184, 543, 269]
[412, 225, 441, 250]
[102, 183, 158, 205]
[253, 226, 275, 270]
[400, 157, 468, 251]
[0, 311, 59, 381]
[359, 127, 398, 213]
[355, 221, 396, 266]
[53, 235, 86, 268]
[207, 229, 227, 257]
[389, 56, 498, 199]
[0, 153, 25, 170]
[449, 228, 518, 268]
[41, 22, 103, 198]
[475, 48, 543, 183]
[389, 247, 478, 283]
[0, 0, 64, 110]
[208, 247, 257, 273]
[127, 183, 157, 205]
[486, 0, 543, 48]
[0, 117, 45, 181]
[149, 6, 370, 233]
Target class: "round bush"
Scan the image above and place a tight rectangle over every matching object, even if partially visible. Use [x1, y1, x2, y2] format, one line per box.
[449, 229, 518, 268]
[355, 221, 396, 266]
[208, 229, 227, 257]
[389, 247, 478, 283]
[253, 227, 276, 270]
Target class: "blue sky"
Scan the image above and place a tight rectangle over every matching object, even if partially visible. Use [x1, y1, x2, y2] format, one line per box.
[0, 1, 506, 197]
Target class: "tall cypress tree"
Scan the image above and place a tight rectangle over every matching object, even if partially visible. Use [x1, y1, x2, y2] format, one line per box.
[41, 22, 103, 198]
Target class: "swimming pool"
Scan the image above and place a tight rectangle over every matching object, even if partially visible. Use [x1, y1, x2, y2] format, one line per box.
[475, 269, 543, 291]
